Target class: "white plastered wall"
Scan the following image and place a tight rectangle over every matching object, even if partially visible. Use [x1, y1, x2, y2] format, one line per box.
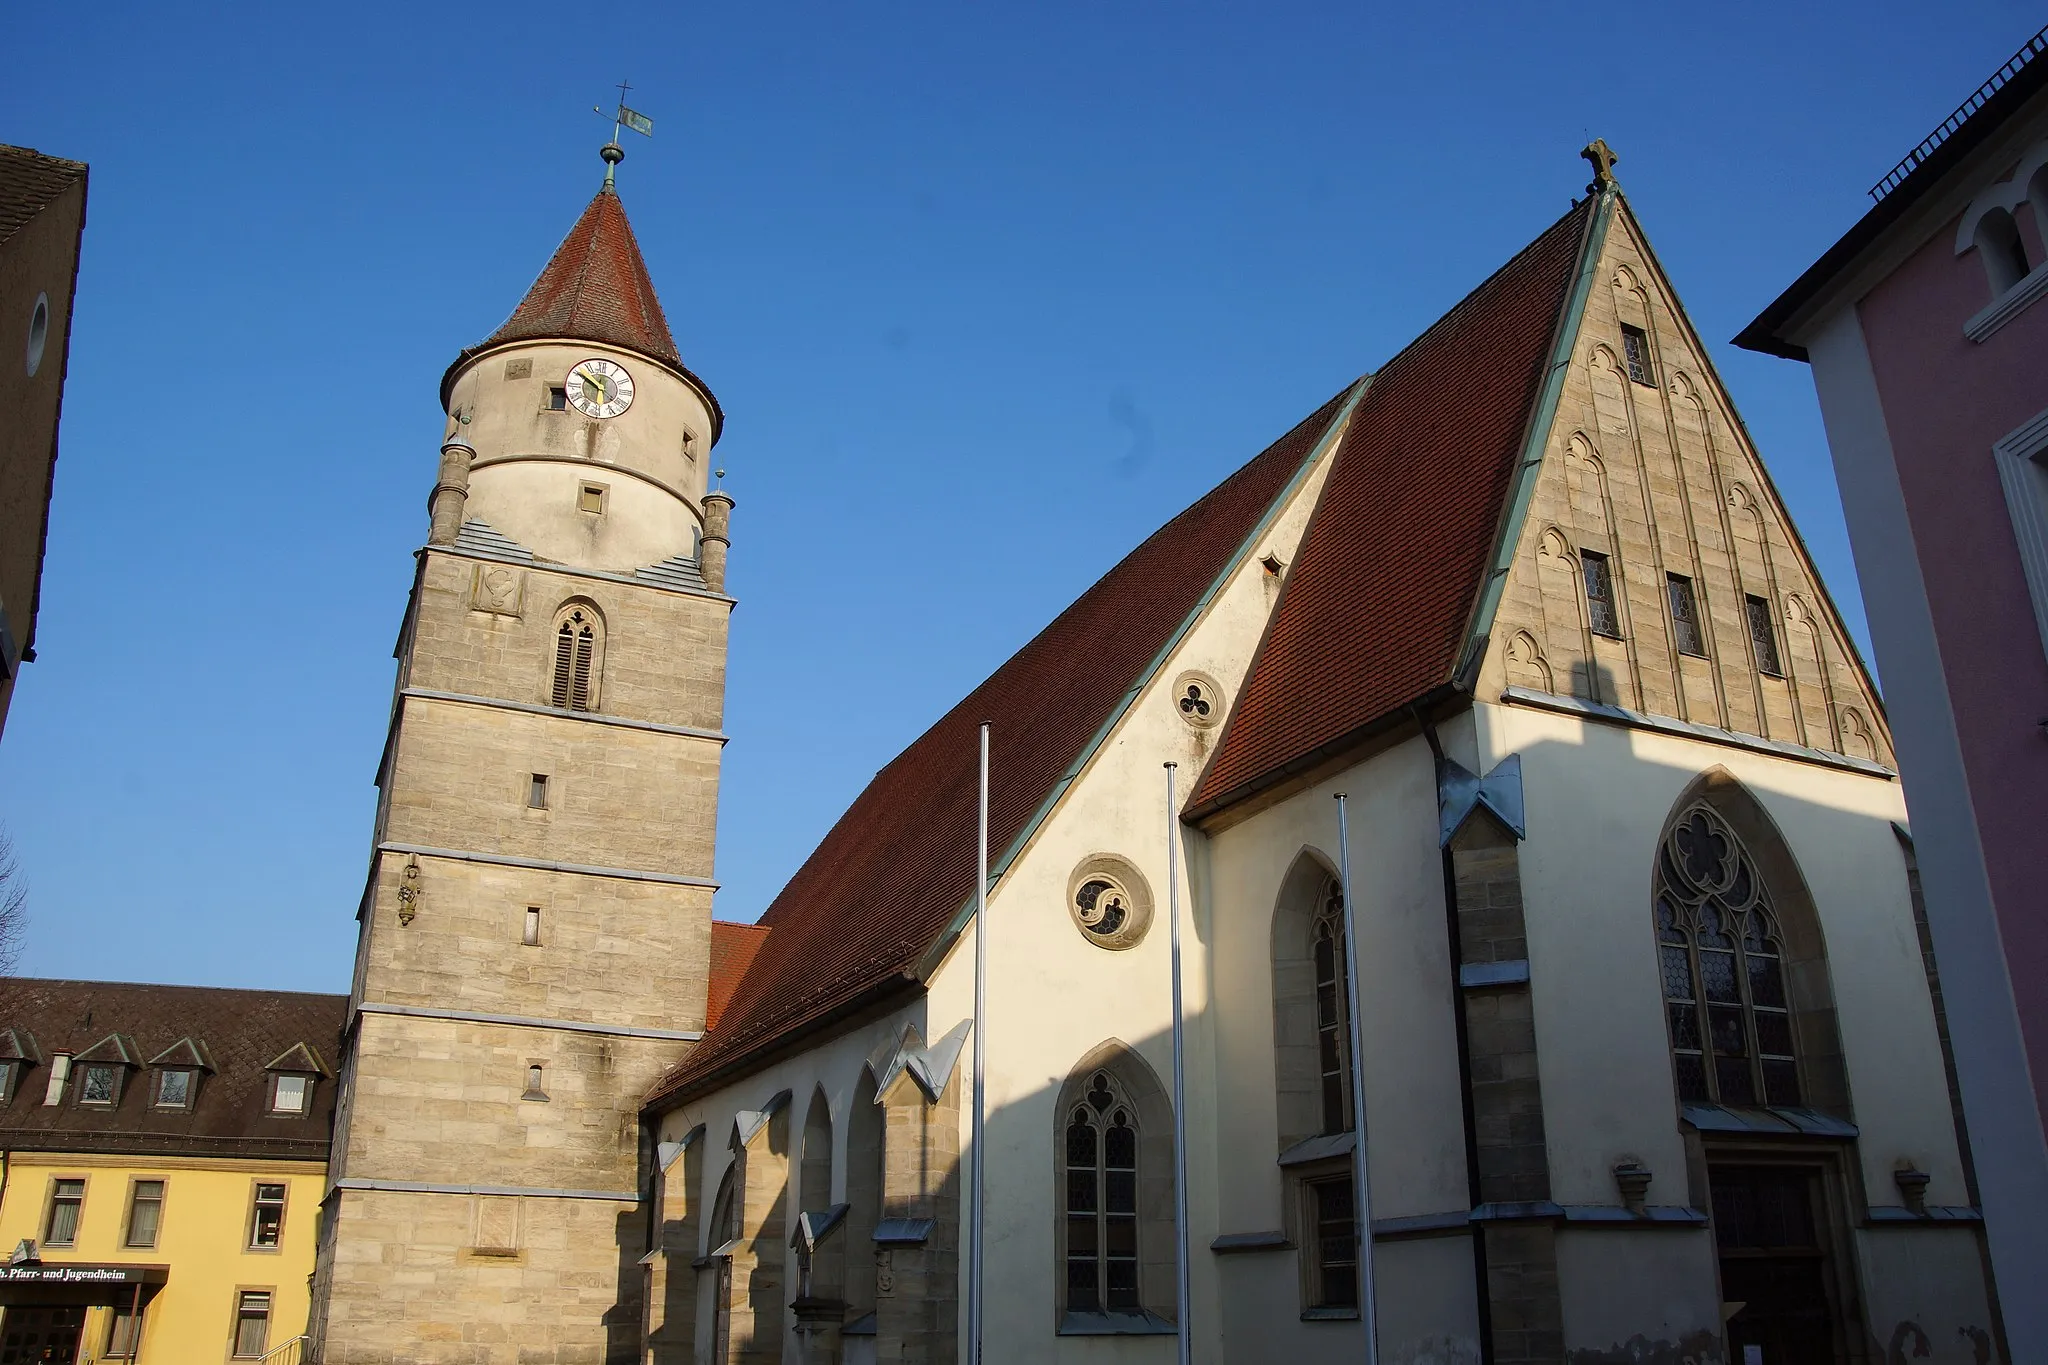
[448, 340, 715, 573]
[1474, 698, 1994, 1351]
[1197, 728, 1483, 1365]
[659, 414, 1349, 1365]
[919, 425, 1347, 1363]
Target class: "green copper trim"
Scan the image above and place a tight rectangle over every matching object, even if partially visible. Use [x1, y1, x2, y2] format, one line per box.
[1455, 192, 1615, 688]
[915, 376, 1373, 982]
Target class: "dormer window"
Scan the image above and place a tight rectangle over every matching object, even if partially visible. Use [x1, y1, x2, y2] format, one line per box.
[155, 1068, 196, 1110]
[78, 1063, 122, 1107]
[0, 1030, 41, 1106]
[262, 1041, 328, 1117]
[69, 1034, 141, 1108]
[147, 1037, 214, 1112]
[269, 1074, 312, 1116]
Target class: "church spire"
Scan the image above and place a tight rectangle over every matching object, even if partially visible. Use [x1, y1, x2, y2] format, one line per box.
[476, 189, 678, 366]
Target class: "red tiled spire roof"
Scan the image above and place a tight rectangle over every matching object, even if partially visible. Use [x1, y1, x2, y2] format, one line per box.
[648, 384, 1358, 1106]
[444, 187, 723, 432]
[487, 187, 680, 364]
[1189, 197, 1598, 814]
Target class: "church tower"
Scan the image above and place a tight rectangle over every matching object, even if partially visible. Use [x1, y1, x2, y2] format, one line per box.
[312, 144, 729, 1364]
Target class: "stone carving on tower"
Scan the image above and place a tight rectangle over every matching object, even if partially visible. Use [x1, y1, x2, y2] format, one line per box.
[309, 139, 729, 1365]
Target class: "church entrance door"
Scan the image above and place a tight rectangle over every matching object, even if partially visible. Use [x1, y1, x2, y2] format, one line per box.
[0, 1306, 84, 1364]
[1709, 1163, 1843, 1365]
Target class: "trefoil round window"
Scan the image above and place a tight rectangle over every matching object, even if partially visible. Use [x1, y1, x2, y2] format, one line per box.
[1067, 856, 1153, 951]
[1172, 670, 1223, 730]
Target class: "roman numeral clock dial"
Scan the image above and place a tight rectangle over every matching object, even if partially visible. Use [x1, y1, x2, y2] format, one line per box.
[565, 358, 635, 418]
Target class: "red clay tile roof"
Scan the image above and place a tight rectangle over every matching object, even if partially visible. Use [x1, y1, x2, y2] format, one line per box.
[441, 187, 723, 433]
[0, 978, 349, 1162]
[489, 188, 679, 364]
[649, 384, 1359, 1106]
[1189, 198, 1597, 815]
[706, 921, 771, 1031]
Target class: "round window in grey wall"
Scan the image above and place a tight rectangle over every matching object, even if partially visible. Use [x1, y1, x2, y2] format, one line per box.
[1171, 670, 1223, 729]
[1067, 856, 1153, 951]
[26, 293, 49, 378]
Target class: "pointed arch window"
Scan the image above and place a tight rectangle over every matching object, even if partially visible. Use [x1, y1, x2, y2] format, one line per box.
[549, 605, 603, 712]
[1064, 1070, 1140, 1314]
[1655, 805, 1799, 1108]
[1312, 882, 1354, 1136]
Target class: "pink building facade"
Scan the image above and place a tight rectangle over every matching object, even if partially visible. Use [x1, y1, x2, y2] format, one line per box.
[1740, 29, 2048, 1356]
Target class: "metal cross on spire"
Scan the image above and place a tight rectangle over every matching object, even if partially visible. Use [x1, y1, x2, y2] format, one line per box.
[593, 79, 655, 190]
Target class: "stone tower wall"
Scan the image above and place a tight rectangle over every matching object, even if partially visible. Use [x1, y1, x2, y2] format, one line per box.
[316, 331, 728, 1363]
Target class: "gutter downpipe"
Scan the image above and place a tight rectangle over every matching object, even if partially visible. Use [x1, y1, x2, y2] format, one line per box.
[1165, 763, 1192, 1365]
[1334, 793, 1380, 1365]
[970, 723, 990, 1364]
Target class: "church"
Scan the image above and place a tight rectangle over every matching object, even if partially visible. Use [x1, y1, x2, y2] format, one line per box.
[307, 139, 2004, 1365]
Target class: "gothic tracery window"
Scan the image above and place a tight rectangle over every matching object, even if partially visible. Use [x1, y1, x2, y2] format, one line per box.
[1064, 1071, 1140, 1315]
[550, 606, 602, 711]
[1655, 806, 1799, 1108]
[1312, 883, 1354, 1136]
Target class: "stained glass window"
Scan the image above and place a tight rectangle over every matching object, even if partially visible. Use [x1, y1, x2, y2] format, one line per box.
[1582, 550, 1621, 637]
[1064, 1071, 1140, 1314]
[1746, 595, 1782, 676]
[1306, 1175, 1359, 1310]
[1621, 324, 1655, 385]
[1667, 574, 1705, 657]
[1655, 806, 1799, 1109]
[1312, 883, 1353, 1137]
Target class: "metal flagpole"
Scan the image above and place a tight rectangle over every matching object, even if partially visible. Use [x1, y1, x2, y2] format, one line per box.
[1164, 763, 1192, 1365]
[970, 723, 990, 1364]
[1334, 793, 1380, 1365]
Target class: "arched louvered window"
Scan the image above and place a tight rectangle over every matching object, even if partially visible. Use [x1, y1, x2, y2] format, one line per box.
[1064, 1070, 1140, 1314]
[549, 605, 603, 712]
[1312, 883, 1353, 1136]
[1655, 805, 1799, 1108]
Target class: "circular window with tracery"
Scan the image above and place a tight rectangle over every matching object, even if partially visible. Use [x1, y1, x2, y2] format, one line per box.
[1068, 856, 1153, 951]
[1172, 671, 1223, 729]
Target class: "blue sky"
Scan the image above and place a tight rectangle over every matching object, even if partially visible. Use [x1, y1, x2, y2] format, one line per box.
[2, 2, 2037, 991]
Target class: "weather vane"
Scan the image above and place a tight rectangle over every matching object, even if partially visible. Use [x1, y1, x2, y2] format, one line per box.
[593, 78, 655, 189]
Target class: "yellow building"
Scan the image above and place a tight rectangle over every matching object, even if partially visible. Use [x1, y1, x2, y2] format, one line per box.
[0, 980, 345, 1365]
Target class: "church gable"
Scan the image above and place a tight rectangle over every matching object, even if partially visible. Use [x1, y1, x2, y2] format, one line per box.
[1480, 197, 1891, 767]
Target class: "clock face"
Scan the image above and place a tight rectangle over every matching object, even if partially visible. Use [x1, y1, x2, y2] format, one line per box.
[565, 358, 635, 419]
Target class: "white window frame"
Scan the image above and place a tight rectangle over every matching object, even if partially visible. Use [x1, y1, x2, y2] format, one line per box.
[1993, 404, 2048, 666]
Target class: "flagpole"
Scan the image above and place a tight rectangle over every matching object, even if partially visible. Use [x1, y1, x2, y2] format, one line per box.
[1334, 794, 1379, 1365]
[970, 723, 990, 1364]
[1164, 763, 1192, 1365]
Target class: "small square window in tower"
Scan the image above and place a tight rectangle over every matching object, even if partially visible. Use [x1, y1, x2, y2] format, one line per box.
[1746, 595, 1782, 676]
[1667, 574, 1706, 656]
[1581, 550, 1621, 637]
[544, 386, 568, 412]
[528, 774, 550, 809]
[1621, 324, 1655, 386]
[577, 483, 606, 515]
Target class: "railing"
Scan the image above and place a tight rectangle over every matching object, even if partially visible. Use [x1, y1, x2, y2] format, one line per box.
[257, 1336, 309, 1365]
[1870, 23, 2048, 202]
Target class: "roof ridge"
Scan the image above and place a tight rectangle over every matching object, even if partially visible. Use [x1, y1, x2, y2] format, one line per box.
[1187, 194, 1600, 816]
[649, 379, 1364, 1106]
[0, 976, 348, 1000]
